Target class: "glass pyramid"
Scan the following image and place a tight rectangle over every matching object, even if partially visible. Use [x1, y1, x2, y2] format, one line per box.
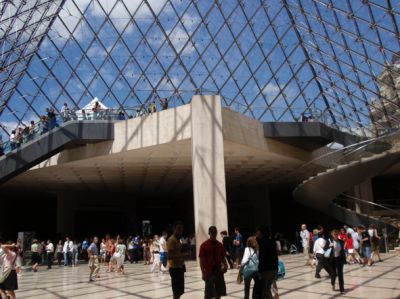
[0, 0, 399, 137]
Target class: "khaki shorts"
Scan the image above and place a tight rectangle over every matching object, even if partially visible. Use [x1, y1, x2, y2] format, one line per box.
[88, 256, 99, 268]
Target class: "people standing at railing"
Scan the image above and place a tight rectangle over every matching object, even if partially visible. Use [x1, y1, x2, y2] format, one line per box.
[28, 121, 35, 141]
[15, 128, 23, 148]
[149, 101, 157, 114]
[61, 103, 70, 122]
[160, 98, 168, 110]
[92, 101, 101, 120]
[118, 111, 126, 120]
[40, 116, 49, 135]
[46, 108, 57, 130]
[9, 130, 16, 150]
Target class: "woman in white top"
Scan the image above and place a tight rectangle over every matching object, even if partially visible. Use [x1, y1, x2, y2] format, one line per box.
[327, 230, 346, 294]
[368, 224, 382, 262]
[240, 236, 259, 299]
[313, 233, 332, 279]
[150, 235, 161, 273]
[115, 239, 127, 274]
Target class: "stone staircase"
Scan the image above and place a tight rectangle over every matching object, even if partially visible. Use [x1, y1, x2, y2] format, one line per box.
[293, 130, 400, 238]
[293, 147, 400, 214]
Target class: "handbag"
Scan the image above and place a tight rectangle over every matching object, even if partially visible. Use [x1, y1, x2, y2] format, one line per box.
[324, 248, 332, 258]
[0, 270, 11, 284]
[236, 269, 243, 284]
[242, 253, 259, 280]
[0, 253, 17, 284]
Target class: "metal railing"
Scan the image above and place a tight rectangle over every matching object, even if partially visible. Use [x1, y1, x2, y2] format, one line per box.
[333, 193, 399, 253]
[0, 108, 135, 155]
[335, 193, 400, 219]
[291, 127, 400, 184]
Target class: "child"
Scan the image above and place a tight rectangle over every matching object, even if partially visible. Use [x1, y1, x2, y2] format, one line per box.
[345, 233, 356, 264]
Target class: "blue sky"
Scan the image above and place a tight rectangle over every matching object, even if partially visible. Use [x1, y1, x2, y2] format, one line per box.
[1, 0, 399, 136]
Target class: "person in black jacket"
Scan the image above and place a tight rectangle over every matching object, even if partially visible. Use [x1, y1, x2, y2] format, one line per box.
[220, 231, 234, 269]
[256, 225, 278, 299]
[327, 229, 347, 294]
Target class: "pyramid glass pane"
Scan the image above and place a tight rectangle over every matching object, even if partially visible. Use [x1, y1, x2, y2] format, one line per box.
[0, 0, 399, 138]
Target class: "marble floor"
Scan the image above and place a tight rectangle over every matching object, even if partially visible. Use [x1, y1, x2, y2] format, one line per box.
[15, 253, 400, 299]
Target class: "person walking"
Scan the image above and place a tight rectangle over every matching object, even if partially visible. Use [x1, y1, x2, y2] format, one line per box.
[30, 240, 40, 272]
[115, 239, 127, 274]
[63, 237, 70, 266]
[240, 236, 259, 299]
[55, 240, 63, 266]
[327, 230, 346, 294]
[359, 225, 373, 266]
[167, 221, 188, 299]
[300, 224, 311, 266]
[233, 227, 243, 269]
[150, 235, 161, 273]
[199, 226, 228, 299]
[87, 236, 100, 282]
[45, 240, 54, 269]
[132, 234, 141, 264]
[313, 232, 332, 279]
[368, 224, 382, 262]
[159, 231, 168, 272]
[220, 231, 234, 269]
[344, 233, 356, 264]
[256, 225, 278, 299]
[0, 242, 19, 299]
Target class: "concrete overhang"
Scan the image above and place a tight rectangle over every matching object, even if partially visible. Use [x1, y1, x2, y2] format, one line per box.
[263, 122, 364, 150]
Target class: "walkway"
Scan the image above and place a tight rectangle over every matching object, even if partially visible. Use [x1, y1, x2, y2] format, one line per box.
[15, 254, 400, 298]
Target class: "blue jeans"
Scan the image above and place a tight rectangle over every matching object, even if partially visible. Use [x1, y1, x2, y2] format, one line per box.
[160, 252, 168, 267]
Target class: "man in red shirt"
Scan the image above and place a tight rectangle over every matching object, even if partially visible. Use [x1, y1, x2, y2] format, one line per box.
[199, 226, 228, 299]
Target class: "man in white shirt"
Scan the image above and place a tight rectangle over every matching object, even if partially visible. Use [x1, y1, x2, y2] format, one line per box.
[46, 240, 54, 269]
[313, 233, 332, 279]
[159, 231, 168, 272]
[63, 237, 72, 266]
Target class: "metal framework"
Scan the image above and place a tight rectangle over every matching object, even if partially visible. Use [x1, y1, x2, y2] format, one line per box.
[0, 0, 399, 137]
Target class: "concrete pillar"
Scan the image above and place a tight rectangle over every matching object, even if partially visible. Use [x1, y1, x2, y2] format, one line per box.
[354, 178, 374, 214]
[191, 95, 228, 254]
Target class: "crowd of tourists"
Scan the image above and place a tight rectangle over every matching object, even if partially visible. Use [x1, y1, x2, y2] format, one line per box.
[0, 220, 394, 299]
[300, 223, 385, 294]
[0, 97, 170, 155]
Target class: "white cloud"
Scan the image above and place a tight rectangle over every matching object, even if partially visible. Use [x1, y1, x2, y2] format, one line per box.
[261, 82, 280, 99]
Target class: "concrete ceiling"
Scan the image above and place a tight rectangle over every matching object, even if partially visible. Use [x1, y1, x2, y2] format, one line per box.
[1, 139, 304, 196]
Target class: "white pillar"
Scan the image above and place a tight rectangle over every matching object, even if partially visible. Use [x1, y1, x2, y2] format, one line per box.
[191, 95, 228, 254]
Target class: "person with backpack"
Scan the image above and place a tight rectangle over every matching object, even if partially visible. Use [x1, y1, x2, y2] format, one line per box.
[240, 236, 260, 299]
[313, 232, 332, 279]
